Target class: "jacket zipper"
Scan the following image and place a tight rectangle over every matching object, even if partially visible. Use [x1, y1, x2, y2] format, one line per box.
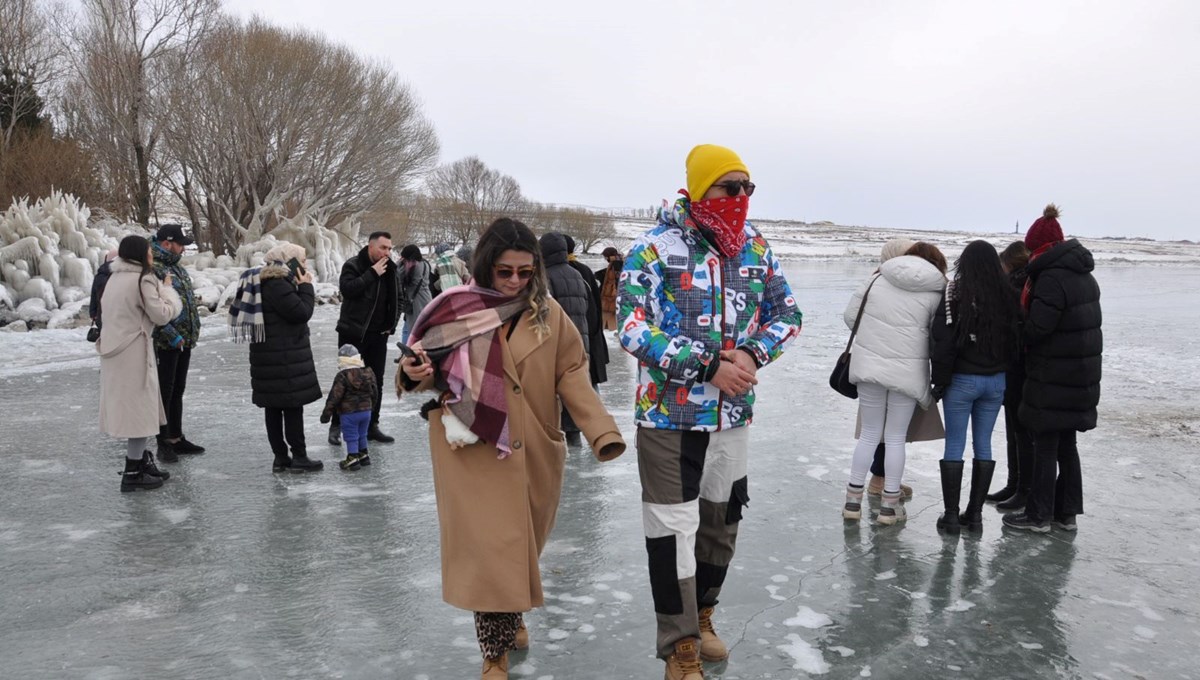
[361, 274, 382, 344]
[709, 257, 725, 432]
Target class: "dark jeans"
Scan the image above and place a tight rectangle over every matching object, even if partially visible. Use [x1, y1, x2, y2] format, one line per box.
[156, 347, 191, 439]
[265, 406, 306, 457]
[334, 331, 389, 428]
[1024, 429, 1084, 522]
[1004, 400, 1034, 491]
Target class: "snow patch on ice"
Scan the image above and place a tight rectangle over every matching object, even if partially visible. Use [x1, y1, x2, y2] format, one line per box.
[806, 466, 829, 480]
[771, 574, 789, 583]
[610, 590, 632, 602]
[1140, 607, 1164, 621]
[829, 645, 855, 657]
[913, 635, 930, 647]
[160, 508, 190, 525]
[547, 628, 570, 641]
[1134, 626, 1157, 639]
[874, 570, 896, 581]
[784, 606, 833, 629]
[860, 665, 872, 677]
[777, 633, 829, 674]
[1019, 642, 1043, 650]
[765, 585, 786, 601]
[234, 583, 249, 593]
[945, 600, 976, 612]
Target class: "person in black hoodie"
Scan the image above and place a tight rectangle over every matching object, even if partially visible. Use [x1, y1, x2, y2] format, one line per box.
[930, 240, 1021, 533]
[539, 232, 595, 446]
[1003, 205, 1102, 533]
[563, 234, 609, 387]
[331, 231, 403, 445]
[991, 241, 1035, 510]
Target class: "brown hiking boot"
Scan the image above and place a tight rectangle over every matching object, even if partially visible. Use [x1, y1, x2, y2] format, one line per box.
[513, 616, 529, 650]
[664, 639, 704, 680]
[868, 475, 913, 499]
[697, 607, 728, 661]
[481, 652, 508, 679]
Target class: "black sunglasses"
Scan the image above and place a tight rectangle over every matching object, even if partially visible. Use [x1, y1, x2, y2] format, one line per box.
[712, 179, 755, 197]
[494, 266, 535, 281]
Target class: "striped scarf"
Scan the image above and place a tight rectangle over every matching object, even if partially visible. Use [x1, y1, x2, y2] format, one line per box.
[409, 285, 527, 458]
[228, 267, 268, 343]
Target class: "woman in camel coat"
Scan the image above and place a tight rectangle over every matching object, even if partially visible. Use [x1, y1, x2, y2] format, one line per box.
[98, 235, 183, 491]
[399, 218, 625, 680]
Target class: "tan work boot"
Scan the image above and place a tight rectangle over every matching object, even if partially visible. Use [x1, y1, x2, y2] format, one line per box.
[868, 475, 913, 499]
[664, 638, 704, 680]
[513, 616, 529, 650]
[698, 606, 728, 661]
[481, 652, 508, 679]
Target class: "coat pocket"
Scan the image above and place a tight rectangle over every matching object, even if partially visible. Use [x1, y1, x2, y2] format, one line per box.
[725, 476, 749, 525]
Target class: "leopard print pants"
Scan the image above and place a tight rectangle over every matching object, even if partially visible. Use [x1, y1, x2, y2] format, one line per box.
[474, 612, 521, 660]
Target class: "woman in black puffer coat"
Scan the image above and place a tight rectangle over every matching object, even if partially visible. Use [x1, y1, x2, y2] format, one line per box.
[1003, 205, 1102, 533]
[540, 232, 594, 445]
[248, 244, 324, 472]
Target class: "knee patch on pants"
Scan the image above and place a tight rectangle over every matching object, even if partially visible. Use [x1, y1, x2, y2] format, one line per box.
[646, 535, 684, 614]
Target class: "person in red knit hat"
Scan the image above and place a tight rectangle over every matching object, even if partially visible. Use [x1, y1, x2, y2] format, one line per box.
[1003, 204, 1103, 533]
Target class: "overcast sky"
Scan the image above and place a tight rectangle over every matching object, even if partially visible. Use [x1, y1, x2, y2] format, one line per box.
[228, 0, 1199, 240]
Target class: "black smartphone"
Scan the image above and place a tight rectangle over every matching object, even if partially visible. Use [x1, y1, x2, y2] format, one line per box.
[286, 257, 304, 276]
[396, 341, 423, 366]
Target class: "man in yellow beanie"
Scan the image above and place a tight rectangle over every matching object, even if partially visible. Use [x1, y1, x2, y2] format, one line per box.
[617, 145, 803, 679]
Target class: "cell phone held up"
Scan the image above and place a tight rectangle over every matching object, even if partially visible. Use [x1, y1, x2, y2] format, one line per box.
[286, 257, 305, 278]
[395, 341, 423, 366]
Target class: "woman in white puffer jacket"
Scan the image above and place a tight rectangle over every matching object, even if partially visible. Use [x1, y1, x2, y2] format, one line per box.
[841, 242, 947, 524]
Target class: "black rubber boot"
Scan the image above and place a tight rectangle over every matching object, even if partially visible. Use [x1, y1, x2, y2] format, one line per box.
[141, 450, 169, 481]
[272, 454, 291, 473]
[120, 457, 164, 492]
[367, 425, 394, 444]
[958, 459, 997, 532]
[290, 453, 324, 472]
[996, 489, 1029, 511]
[936, 460, 964, 534]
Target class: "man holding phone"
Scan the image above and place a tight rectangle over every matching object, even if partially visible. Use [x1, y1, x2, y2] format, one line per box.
[151, 224, 205, 461]
[332, 231, 404, 445]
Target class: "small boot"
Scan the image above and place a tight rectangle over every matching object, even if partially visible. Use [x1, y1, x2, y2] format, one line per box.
[877, 489, 907, 525]
[120, 457, 164, 492]
[481, 652, 508, 679]
[868, 475, 913, 500]
[339, 453, 362, 471]
[664, 639, 704, 680]
[272, 454, 291, 473]
[367, 425, 395, 443]
[698, 606, 728, 662]
[512, 616, 529, 650]
[142, 450, 169, 481]
[936, 460, 963, 534]
[842, 484, 864, 520]
[958, 459, 997, 532]
[357, 447, 371, 467]
[290, 452, 324, 472]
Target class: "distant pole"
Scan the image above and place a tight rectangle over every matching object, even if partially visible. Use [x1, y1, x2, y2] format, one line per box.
[1014, 220, 1019, 234]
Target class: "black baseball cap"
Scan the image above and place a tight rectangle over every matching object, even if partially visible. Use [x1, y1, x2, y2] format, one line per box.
[156, 223, 194, 246]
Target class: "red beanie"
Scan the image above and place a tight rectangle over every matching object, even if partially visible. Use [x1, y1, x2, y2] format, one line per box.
[1025, 204, 1064, 252]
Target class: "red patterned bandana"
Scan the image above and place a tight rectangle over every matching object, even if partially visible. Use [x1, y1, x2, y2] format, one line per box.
[690, 194, 749, 258]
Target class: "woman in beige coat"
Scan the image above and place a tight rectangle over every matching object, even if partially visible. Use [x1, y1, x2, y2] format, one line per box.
[97, 235, 183, 492]
[399, 218, 625, 680]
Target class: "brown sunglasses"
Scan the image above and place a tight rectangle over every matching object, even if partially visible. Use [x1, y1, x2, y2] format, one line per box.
[494, 266, 535, 281]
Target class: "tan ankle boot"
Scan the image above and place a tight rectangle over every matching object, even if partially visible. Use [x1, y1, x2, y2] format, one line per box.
[513, 617, 529, 650]
[868, 475, 913, 499]
[482, 652, 508, 679]
[664, 638, 704, 680]
[697, 606, 728, 661]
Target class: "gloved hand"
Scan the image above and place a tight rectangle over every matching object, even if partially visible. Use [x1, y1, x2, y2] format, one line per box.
[319, 413, 331, 424]
[931, 385, 946, 402]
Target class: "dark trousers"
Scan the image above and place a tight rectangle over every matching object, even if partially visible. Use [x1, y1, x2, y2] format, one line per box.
[1004, 400, 1034, 491]
[334, 331, 389, 428]
[156, 347, 191, 439]
[265, 406, 306, 457]
[1024, 429, 1084, 522]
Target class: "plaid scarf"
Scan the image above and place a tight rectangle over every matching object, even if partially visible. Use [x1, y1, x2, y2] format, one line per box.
[410, 285, 528, 458]
[1020, 242, 1056, 312]
[228, 267, 268, 343]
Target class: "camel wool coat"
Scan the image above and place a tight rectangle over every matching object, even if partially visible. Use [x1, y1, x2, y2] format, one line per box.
[96, 259, 183, 438]
[402, 299, 626, 613]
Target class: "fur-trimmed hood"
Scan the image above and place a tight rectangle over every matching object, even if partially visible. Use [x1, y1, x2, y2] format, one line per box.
[259, 263, 294, 281]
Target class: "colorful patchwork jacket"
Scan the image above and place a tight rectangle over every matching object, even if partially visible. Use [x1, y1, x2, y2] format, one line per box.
[151, 238, 200, 351]
[617, 199, 802, 431]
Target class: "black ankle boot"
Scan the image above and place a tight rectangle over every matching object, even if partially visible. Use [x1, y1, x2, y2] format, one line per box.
[936, 460, 964, 534]
[958, 459, 997, 531]
[290, 453, 324, 472]
[272, 454, 291, 473]
[996, 489, 1029, 511]
[157, 439, 179, 463]
[120, 457, 164, 492]
[367, 425, 394, 443]
[142, 450, 169, 481]
[985, 484, 1016, 503]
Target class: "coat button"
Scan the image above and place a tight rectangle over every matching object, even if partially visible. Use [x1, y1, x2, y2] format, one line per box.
[513, 441, 522, 450]
[513, 386, 522, 394]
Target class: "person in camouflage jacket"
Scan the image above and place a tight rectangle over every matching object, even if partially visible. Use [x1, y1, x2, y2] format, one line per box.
[617, 144, 802, 676]
[150, 225, 205, 458]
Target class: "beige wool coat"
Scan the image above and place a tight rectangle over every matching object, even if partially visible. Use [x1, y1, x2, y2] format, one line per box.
[401, 299, 626, 613]
[96, 259, 183, 438]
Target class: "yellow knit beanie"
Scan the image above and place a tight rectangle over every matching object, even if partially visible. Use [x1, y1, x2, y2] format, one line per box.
[686, 144, 750, 202]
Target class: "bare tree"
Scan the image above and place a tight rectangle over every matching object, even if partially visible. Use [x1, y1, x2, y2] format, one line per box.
[65, 0, 218, 225]
[426, 156, 525, 247]
[157, 18, 439, 252]
[523, 203, 616, 254]
[0, 0, 65, 158]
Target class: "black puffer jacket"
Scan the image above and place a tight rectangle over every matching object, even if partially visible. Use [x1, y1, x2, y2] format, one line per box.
[564, 240, 609, 385]
[540, 233, 591, 346]
[336, 246, 403, 341]
[1019, 240, 1102, 433]
[249, 265, 322, 408]
[930, 282, 1018, 387]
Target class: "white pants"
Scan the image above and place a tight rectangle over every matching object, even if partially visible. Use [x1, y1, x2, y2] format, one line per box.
[849, 382, 916, 492]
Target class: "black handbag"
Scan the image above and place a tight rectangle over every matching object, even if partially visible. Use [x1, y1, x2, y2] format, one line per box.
[86, 322, 101, 343]
[829, 275, 880, 399]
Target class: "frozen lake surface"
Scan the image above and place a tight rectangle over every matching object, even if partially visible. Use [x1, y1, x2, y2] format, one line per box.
[2, 261, 1198, 679]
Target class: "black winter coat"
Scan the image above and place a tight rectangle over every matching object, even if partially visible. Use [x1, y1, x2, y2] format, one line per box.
[568, 259, 609, 385]
[1005, 266, 1029, 403]
[249, 266, 322, 409]
[540, 233, 591, 346]
[336, 246, 403, 341]
[1019, 240, 1102, 433]
[89, 260, 113, 323]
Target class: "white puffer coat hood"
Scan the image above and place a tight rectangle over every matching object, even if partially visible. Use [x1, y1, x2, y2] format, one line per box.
[843, 255, 946, 407]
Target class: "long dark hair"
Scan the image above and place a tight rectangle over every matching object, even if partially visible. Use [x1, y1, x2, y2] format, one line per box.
[473, 218, 551, 338]
[117, 234, 154, 310]
[949, 240, 1020, 360]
